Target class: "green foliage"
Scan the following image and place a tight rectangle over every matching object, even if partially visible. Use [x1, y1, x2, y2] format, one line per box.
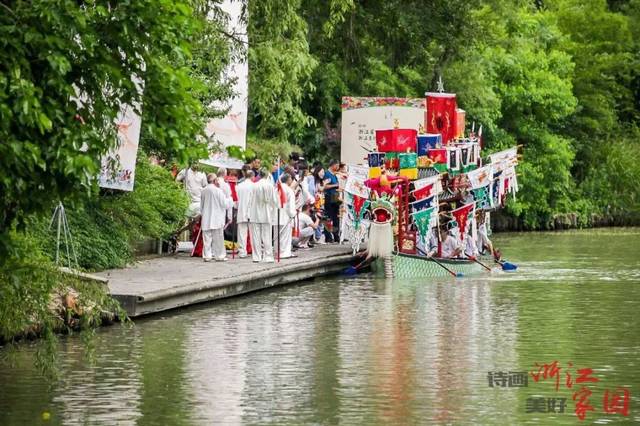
[0, 0, 232, 256]
[247, 0, 318, 143]
[290, 0, 640, 228]
[29, 160, 188, 271]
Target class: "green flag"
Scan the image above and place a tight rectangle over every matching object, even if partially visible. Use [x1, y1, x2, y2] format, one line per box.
[412, 207, 435, 241]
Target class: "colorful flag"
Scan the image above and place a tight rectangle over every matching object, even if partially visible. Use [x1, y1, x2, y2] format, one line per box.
[345, 175, 370, 199]
[447, 147, 460, 171]
[413, 175, 442, 193]
[412, 207, 435, 241]
[467, 165, 493, 189]
[472, 185, 491, 209]
[427, 148, 447, 164]
[451, 202, 475, 241]
[411, 195, 436, 213]
[488, 147, 517, 167]
[412, 184, 434, 201]
[426, 93, 457, 144]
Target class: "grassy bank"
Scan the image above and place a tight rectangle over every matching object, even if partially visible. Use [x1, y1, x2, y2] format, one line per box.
[0, 160, 187, 346]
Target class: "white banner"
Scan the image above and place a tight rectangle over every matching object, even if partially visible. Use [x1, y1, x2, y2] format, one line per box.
[205, 0, 248, 150]
[467, 165, 493, 189]
[344, 175, 370, 199]
[99, 80, 143, 192]
[340, 97, 426, 165]
[412, 175, 442, 194]
[347, 164, 369, 180]
[488, 147, 517, 167]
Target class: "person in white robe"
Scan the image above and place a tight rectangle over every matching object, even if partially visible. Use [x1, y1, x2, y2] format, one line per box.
[440, 226, 463, 258]
[417, 227, 439, 257]
[216, 167, 233, 222]
[248, 169, 278, 263]
[476, 212, 494, 255]
[273, 174, 297, 259]
[235, 170, 255, 258]
[201, 173, 233, 262]
[176, 164, 207, 217]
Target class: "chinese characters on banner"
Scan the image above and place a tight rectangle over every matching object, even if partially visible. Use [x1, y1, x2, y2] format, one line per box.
[488, 362, 631, 420]
[98, 78, 143, 192]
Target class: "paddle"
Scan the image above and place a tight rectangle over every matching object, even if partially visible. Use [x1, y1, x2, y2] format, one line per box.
[496, 260, 518, 271]
[416, 247, 463, 278]
[343, 257, 372, 275]
[469, 257, 492, 272]
[492, 248, 518, 271]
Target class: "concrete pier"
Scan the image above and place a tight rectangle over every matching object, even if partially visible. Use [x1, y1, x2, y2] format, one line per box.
[97, 245, 356, 317]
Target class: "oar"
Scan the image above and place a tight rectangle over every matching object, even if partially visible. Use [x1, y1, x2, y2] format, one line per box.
[470, 257, 492, 272]
[343, 257, 372, 276]
[496, 260, 518, 271]
[416, 247, 463, 278]
[492, 248, 518, 271]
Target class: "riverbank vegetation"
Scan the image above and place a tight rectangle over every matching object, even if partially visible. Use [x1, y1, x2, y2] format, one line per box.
[1, 0, 639, 347]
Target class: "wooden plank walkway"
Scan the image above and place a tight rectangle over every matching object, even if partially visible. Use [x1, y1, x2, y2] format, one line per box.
[97, 245, 356, 317]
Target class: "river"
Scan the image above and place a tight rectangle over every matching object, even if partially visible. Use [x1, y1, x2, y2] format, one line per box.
[1, 229, 638, 425]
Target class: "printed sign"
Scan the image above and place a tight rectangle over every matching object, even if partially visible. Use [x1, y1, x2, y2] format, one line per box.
[340, 97, 426, 166]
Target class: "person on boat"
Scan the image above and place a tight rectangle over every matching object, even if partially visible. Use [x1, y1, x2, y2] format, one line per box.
[440, 224, 463, 258]
[476, 211, 494, 255]
[200, 173, 233, 262]
[464, 230, 479, 259]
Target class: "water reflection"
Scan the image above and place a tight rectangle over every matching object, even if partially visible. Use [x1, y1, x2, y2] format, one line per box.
[0, 229, 638, 424]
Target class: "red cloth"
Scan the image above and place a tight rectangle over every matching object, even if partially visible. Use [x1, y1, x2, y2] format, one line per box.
[451, 202, 474, 241]
[427, 148, 447, 164]
[225, 176, 238, 202]
[412, 184, 434, 201]
[375, 129, 417, 152]
[191, 220, 203, 257]
[426, 94, 457, 145]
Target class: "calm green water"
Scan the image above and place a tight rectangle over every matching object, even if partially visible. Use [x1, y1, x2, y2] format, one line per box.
[1, 229, 639, 425]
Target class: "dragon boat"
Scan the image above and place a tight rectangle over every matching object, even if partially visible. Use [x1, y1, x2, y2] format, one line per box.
[340, 90, 519, 279]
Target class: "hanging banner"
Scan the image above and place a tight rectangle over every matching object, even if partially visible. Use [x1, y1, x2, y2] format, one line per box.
[347, 164, 369, 180]
[467, 165, 493, 189]
[413, 175, 443, 196]
[487, 147, 518, 167]
[344, 175, 371, 199]
[426, 92, 457, 144]
[451, 202, 475, 241]
[340, 97, 426, 165]
[98, 77, 144, 191]
[205, 0, 248, 150]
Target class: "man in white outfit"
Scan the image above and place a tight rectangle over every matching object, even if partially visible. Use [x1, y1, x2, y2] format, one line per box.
[216, 167, 233, 222]
[273, 174, 297, 259]
[201, 173, 233, 262]
[248, 169, 278, 263]
[176, 163, 207, 217]
[235, 170, 255, 258]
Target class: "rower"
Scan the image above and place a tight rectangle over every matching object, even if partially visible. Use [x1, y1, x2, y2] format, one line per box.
[476, 211, 494, 255]
[440, 224, 462, 258]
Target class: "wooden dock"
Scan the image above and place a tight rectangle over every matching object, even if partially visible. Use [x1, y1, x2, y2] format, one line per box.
[97, 245, 356, 317]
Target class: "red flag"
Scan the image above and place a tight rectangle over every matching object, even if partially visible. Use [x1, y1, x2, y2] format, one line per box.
[426, 93, 457, 144]
[427, 148, 447, 164]
[451, 202, 474, 241]
[353, 195, 366, 216]
[277, 181, 286, 207]
[412, 183, 434, 201]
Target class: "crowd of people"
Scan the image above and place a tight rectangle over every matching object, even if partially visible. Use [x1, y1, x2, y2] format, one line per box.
[175, 153, 347, 263]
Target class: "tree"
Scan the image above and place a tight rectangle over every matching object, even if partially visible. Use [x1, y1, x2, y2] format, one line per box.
[0, 0, 232, 255]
